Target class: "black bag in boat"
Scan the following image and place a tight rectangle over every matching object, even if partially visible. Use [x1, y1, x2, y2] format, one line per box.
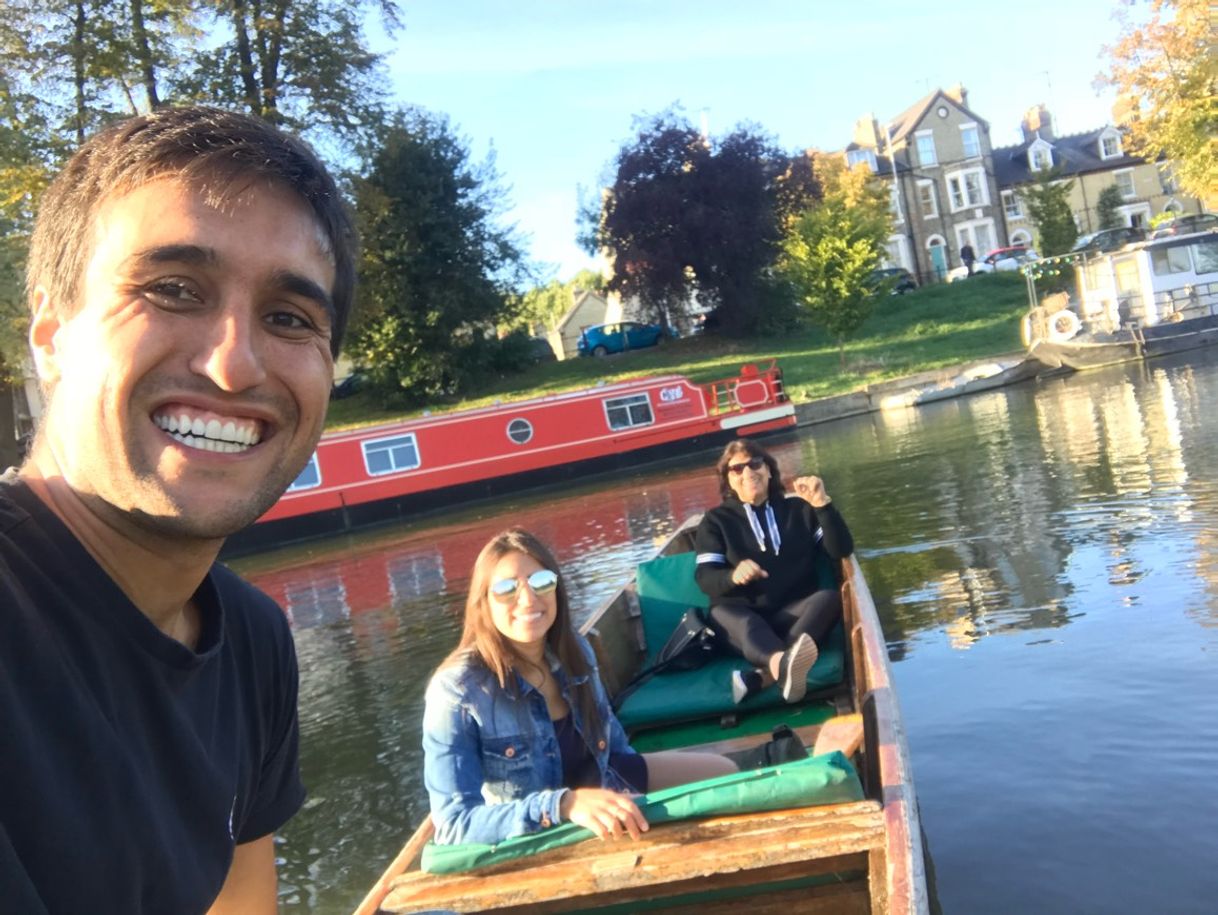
[611, 608, 717, 711]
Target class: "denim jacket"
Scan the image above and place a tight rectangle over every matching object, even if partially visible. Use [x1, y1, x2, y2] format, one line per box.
[422, 636, 638, 845]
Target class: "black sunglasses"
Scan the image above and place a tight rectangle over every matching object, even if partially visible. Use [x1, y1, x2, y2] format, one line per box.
[727, 457, 765, 475]
[489, 568, 559, 602]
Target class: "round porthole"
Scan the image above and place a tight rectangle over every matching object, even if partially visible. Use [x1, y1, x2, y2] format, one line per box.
[506, 418, 533, 445]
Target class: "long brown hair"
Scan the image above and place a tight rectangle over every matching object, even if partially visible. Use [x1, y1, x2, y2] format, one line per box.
[715, 438, 787, 501]
[445, 528, 604, 740]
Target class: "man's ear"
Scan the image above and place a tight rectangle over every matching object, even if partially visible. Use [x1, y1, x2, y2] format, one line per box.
[28, 287, 65, 386]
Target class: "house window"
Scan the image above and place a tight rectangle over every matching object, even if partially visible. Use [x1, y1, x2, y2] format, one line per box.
[1030, 146, 1052, 171]
[506, 418, 533, 445]
[1002, 190, 1023, 219]
[1114, 169, 1136, 199]
[846, 148, 877, 171]
[917, 180, 937, 218]
[1100, 132, 1122, 159]
[946, 168, 987, 211]
[915, 132, 937, 167]
[287, 453, 321, 491]
[960, 124, 981, 159]
[363, 434, 421, 476]
[604, 393, 653, 431]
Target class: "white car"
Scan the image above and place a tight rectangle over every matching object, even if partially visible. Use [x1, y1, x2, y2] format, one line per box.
[947, 246, 1039, 282]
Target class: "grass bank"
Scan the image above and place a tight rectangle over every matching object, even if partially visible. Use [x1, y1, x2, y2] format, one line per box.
[326, 272, 1031, 431]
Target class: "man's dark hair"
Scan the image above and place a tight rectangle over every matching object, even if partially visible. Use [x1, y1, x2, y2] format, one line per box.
[26, 105, 356, 357]
[715, 438, 787, 501]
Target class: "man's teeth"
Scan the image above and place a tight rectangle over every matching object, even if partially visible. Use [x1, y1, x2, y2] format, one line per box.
[154, 413, 261, 453]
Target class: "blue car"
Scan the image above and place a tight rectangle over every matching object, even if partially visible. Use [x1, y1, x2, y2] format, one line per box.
[577, 321, 674, 357]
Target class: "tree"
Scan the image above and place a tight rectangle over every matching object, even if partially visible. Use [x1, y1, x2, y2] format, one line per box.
[514, 269, 606, 335]
[592, 108, 810, 337]
[1021, 168, 1078, 255]
[1096, 184, 1125, 229]
[1101, 0, 1217, 202]
[178, 0, 401, 149]
[777, 157, 891, 368]
[349, 110, 529, 407]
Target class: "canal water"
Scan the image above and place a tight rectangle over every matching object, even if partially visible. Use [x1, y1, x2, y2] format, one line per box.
[235, 347, 1218, 914]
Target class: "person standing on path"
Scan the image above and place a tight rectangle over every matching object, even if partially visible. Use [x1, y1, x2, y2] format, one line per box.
[961, 243, 976, 276]
[1, 106, 356, 914]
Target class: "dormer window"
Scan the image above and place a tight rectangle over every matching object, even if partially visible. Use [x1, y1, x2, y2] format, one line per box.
[1099, 128, 1122, 160]
[1028, 138, 1053, 172]
[846, 148, 877, 171]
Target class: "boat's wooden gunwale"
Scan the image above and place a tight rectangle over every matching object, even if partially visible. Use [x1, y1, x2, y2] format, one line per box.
[378, 800, 885, 913]
[357, 519, 927, 915]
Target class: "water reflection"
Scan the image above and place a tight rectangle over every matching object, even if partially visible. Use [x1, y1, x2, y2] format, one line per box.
[239, 348, 1218, 913]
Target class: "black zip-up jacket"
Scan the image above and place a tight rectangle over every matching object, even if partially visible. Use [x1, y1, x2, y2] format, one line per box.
[694, 493, 854, 611]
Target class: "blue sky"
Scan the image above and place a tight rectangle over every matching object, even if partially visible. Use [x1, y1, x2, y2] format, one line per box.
[377, 0, 1128, 280]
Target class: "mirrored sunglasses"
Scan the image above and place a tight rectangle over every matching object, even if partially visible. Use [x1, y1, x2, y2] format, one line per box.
[728, 457, 765, 475]
[489, 568, 559, 601]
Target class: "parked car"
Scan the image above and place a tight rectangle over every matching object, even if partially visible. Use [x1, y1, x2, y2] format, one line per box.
[1070, 225, 1146, 254]
[867, 267, 917, 295]
[576, 321, 674, 357]
[1149, 212, 1218, 239]
[947, 246, 1038, 282]
[528, 336, 557, 363]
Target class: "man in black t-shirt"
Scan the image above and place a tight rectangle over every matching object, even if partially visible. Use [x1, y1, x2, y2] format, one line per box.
[1, 107, 355, 913]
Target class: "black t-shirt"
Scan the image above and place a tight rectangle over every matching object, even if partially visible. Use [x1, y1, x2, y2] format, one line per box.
[0, 477, 305, 914]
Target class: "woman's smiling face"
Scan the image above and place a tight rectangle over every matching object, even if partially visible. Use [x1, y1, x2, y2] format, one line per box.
[486, 550, 558, 650]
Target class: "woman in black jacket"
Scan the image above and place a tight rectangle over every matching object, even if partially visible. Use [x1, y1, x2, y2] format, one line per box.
[694, 439, 854, 704]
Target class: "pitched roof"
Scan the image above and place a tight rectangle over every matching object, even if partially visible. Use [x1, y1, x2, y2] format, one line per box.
[885, 89, 990, 143]
[992, 126, 1146, 186]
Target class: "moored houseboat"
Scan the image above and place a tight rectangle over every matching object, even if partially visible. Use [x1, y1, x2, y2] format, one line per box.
[1021, 229, 1218, 371]
[224, 362, 795, 555]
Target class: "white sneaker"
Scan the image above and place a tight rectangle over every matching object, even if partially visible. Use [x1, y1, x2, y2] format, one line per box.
[779, 634, 818, 703]
[731, 668, 764, 704]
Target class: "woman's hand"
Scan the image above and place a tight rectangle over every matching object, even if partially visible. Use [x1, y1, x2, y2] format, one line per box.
[793, 475, 831, 508]
[731, 558, 768, 586]
[560, 788, 649, 840]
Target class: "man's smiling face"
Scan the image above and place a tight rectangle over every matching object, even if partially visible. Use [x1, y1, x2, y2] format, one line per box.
[29, 176, 336, 541]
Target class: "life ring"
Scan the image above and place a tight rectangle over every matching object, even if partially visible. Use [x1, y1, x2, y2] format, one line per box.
[1021, 314, 1033, 347]
[1048, 309, 1081, 342]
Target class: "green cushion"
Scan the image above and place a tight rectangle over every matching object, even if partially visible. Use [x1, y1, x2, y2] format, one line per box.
[616, 625, 845, 729]
[618, 550, 845, 730]
[420, 750, 863, 874]
[635, 551, 709, 665]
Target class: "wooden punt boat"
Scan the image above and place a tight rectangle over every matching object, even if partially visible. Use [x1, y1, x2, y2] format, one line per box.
[354, 519, 927, 914]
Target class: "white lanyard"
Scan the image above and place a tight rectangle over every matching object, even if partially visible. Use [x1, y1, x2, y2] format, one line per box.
[745, 502, 781, 556]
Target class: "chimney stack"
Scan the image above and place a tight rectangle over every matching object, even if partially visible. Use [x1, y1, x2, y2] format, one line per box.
[1021, 104, 1054, 142]
[852, 114, 882, 149]
[944, 83, 969, 109]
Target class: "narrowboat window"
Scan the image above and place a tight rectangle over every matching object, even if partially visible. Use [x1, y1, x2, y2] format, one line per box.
[287, 453, 321, 491]
[506, 417, 533, 444]
[604, 393, 654, 430]
[363, 434, 421, 475]
[1191, 239, 1218, 275]
[1151, 245, 1192, 277]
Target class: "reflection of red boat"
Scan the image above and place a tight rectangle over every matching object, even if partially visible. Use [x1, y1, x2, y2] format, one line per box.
[226, 362, 794, 555]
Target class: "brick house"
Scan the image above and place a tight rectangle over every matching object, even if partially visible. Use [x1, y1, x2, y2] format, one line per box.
[848, 85, 1008, 285]
[991, 105, 1206, 249]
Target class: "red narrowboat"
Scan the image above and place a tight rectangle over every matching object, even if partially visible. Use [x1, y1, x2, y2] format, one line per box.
[224, 361, 794, 555]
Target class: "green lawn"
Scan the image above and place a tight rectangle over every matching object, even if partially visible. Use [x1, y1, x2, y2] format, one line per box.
[324, 272, 1032, 431]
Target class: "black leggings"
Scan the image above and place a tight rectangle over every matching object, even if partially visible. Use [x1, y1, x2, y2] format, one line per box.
[708, 590, 842, 668]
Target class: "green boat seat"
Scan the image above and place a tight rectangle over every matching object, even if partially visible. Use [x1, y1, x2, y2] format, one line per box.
[614, 550, 845, 731]
[420, 750, 863, 874]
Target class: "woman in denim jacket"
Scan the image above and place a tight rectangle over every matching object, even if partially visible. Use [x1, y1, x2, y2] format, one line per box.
[423, 528, 735, 846]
